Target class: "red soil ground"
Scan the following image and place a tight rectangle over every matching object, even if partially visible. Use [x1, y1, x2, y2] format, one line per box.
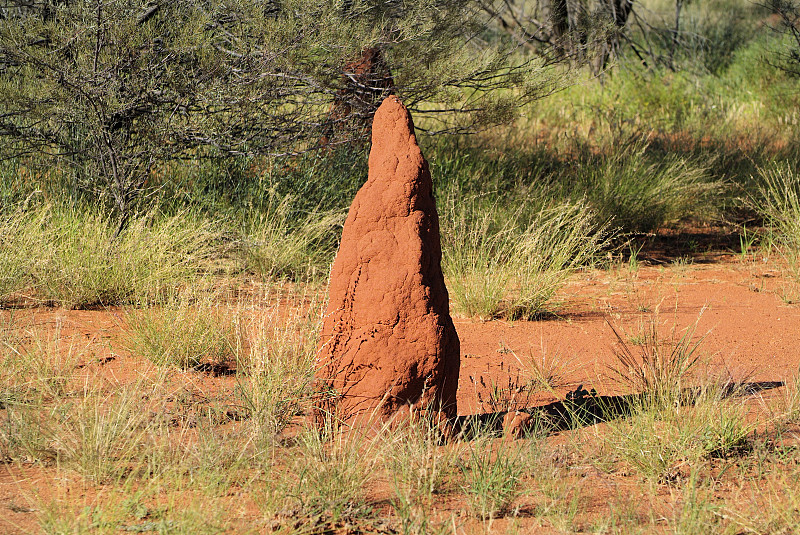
[2, 247, 799, 533]
[458, 253, 800, 414]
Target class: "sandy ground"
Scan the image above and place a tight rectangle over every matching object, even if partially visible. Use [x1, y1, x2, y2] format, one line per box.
[458, 255, 800, 414]
[2, 250, 799, 533]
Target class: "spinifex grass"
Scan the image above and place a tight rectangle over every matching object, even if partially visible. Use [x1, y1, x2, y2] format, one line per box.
[239, 190, 343, 283]
[570, 141, 721, 234]
[442, 193, 610, 320]
[0, 316, 80, 405]
[235, 287, 322, 442]
[517, 347, 575, 397]
[125, 285, 321, 442]
[459, 436, 527, 521]
[0, 207, 50, 303]
[10, 372, 126, 475]
[606, 383, 754, 484]
[35, 480, 233, 534]
[383, 415, 464, 534]
[124, 294, 242, 369]
[607, 310, 708, 409]
[263, 418, 382, 525]
[0, 319, 83, 464]
[751, 163, 800, 296]
[0, 205, 224, 308]
[49, 383, 154, 483]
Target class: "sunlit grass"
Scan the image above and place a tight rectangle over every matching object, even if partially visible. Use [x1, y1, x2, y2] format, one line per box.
[442, 193, 611, 320]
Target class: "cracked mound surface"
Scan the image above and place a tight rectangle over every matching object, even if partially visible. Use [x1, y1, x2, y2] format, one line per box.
[314, 96, 460, 424]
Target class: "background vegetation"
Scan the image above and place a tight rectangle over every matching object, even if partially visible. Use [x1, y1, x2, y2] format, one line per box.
[2, 0, 798, 314]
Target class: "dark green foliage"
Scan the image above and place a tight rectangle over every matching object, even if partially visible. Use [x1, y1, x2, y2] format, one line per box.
[771, 0, 800, 77]
[0, 0, 555, 222]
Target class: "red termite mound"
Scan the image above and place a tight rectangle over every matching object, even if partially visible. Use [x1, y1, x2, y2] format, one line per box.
[314, 96, 460, 425]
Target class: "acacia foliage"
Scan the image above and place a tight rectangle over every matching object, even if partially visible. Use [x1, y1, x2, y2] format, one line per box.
[0, 0, 556, 219]
[772, 0, 800, 76]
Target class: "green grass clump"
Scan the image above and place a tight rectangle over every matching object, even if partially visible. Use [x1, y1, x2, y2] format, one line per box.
[0, 324, 156, 480]
[0, 208, 50, 303]
[126, 287, 321, 441]
[442, 193, 610, 320]
[605, 312, 754, 482]
[751, 163, 800, 284]
[572, 142, 721, 233]
[264, 420, 381, 525]
[384, 415, 464, 533]
[124, 296, 242, 370]
[238, 191, 343, 282]
[236, 291, 322, 441]
[0, 205, 223, 308]
[607, 312, 707, 409]
[49, 385, 152, 483]
[0, 317, 79, 406]
[607, 386, 753, 483]
[36, 488, 230, 535]
[0, 320, 80, 464]
[459, 437, 527, 520]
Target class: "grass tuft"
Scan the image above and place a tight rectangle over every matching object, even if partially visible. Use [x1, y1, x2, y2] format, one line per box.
[573, 141, 721, 233]
[124, 295, 242, 370]
[0, 317, 79, 405]
[606, 383, 754, 484]
[607, 310, 707, 409]
[239, 190, 343, 283]
[459, 437, 527, 520]
[50, 382, 153, 483]
[751, 162, 800, 292]
[264, 419, 380, 524]
[235, 289, 322, 442]
[384, 415, 463, 534]
[442, 193, 610, 320]
[0, 205, 224, 308]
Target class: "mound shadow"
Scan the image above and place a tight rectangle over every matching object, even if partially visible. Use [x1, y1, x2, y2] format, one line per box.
[452, 380, 784, 440]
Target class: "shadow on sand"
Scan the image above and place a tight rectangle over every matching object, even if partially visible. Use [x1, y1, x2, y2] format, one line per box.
[453, 381, 785, 440]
